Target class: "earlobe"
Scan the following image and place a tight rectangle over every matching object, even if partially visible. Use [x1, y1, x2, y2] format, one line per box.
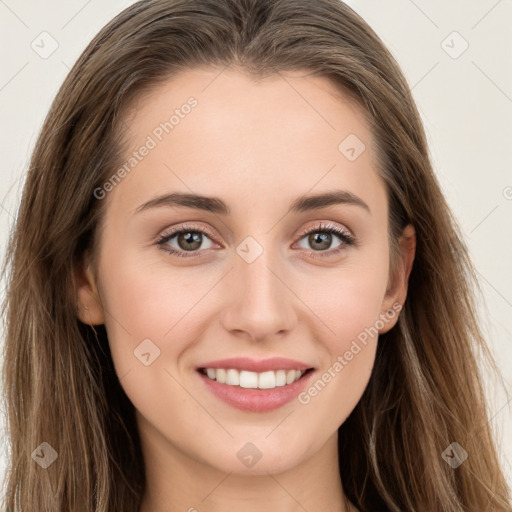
[379, 223, 416, 334]
[75, 260, 105, 325]
[399, 223, 416, 291]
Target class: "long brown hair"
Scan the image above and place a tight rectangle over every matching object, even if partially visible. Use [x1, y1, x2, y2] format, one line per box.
[2, 0, 511, 510]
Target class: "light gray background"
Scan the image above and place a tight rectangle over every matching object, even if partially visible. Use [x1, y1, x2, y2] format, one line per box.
[1, 0, 511, 492]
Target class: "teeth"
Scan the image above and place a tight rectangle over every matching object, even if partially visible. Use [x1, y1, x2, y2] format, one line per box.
[275, 370, 287, 386]
[226, 369, 239, 386]
[286, 369, 297, 385]
[216, 368, 226, 384]
[240, 370, 258, 388]
[257, 370, 275, 389]
[203, 368, 305, 389]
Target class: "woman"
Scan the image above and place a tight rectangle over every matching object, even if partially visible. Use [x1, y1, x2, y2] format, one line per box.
[2, 0, 511, 510]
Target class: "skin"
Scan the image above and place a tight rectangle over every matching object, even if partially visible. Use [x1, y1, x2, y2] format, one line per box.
[76, 67, 416, 512]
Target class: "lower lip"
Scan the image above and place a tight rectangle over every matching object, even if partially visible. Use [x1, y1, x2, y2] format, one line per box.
[197, 369, 315, 412]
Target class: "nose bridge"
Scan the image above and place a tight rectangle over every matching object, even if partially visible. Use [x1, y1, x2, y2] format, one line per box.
[222, 238, 296, 340]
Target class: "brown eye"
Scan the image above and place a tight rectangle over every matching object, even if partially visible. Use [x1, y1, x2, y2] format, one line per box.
[176, 231, 204, 251]
[295, 222, 356, 257]
[306, 232, 335, 251]
[156, 224, 217, 258]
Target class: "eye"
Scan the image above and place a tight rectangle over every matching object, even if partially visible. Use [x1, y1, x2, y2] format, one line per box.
[156, 223, 218, 258]
[155, 221, 356, 259]
[294, 222, 356, 258]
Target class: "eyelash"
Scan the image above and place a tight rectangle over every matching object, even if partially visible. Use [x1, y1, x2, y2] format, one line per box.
[155, 222, 356, 259]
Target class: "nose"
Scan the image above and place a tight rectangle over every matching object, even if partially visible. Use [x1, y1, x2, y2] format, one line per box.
[220, 246, 298, 342]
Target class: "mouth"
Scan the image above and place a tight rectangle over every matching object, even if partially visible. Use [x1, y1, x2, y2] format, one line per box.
[196, 366, 316, 412]
[198, 367, 315, 390]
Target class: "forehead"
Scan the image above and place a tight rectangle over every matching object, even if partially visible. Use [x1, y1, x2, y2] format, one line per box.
[123, 67, 371, 144]
[111, 67, 385, 220]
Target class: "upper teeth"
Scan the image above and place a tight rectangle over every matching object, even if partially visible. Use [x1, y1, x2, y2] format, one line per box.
[204, 368, 304, 389]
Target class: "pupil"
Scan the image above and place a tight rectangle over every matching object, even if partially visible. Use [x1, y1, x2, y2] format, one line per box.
[179, 232, 202, 251]
[310, 232, 331, 251]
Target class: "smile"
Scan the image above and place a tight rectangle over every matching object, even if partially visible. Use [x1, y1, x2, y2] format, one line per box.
[200, 368, 307, 389]
[197, 367, 315, 412]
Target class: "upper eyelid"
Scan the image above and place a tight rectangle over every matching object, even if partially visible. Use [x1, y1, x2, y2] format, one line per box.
[156, 223, 356, 261]
[158, 222, 218, 242]
[157, 221, 353, 245]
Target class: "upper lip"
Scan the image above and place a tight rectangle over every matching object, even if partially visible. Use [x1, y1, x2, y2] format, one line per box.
[197, 357, 314, 373]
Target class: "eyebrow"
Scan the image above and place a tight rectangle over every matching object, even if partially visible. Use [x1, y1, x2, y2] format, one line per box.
[133, 189, 371, 216]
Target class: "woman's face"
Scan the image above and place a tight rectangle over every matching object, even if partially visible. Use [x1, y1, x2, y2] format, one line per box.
[78, 67, 413, 476]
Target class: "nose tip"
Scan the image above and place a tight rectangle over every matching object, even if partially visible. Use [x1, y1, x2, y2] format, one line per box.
[220, 251, 297, 341]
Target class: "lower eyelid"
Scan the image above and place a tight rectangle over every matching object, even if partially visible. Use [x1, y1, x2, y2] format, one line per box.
[157, 230, 217, 252]
[156, 223, 354, 257]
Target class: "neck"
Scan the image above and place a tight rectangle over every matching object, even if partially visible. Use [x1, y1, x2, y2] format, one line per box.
[137, 412, 354, 512]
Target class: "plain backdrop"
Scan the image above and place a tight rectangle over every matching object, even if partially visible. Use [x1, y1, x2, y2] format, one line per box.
[1, 0, 511, 493]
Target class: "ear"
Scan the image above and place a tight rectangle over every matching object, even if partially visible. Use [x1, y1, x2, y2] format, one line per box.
[75, 254, 105, 325]
[379, 223, 416, 334]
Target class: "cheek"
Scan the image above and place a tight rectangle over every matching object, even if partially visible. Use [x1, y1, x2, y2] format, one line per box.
[292, 251, 389, 406]
[294, 275, 385, 428]
[97, 243, 225, 376]
[96, 251, 208, 433]
[295, 247, 390, 343]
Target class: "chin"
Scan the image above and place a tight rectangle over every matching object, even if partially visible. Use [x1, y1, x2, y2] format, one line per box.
[198, 436, 311, 476]
[217, 454, 299, 476]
